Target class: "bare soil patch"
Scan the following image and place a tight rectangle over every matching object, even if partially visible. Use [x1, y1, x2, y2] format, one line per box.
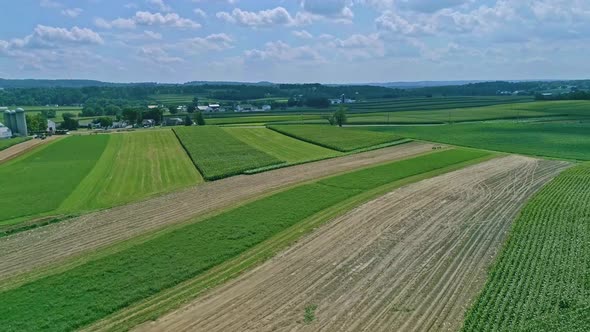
[0, 142, 433, 282]
[138, 156, 569, 332]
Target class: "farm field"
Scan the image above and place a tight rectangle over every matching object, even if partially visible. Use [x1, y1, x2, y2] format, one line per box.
[0, 135, 109, 224]
[463, 163, 590, 332]
[223, 127, 341, 163]
[207, 114, 323, 125]
[173, 126, 282, 180]
[138, 156, 569, 332]
[0, 142, 435, 283]
[0, 137, 31, 152]
[0, 136, 59, 164]
[0, 148, 490, 331]
[366, 121, 590, 160]
[269, 125, 403, 152]
[58, 131, 202, 213]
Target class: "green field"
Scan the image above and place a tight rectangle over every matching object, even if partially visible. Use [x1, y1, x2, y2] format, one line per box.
[0, 136, 109, 223]
[223, 127, 341, 163]
[173, 126, 282, 180]
[0, 148, 490, 331]
[269, 125, 403, 152]
[463, 163, 590, 332]
[58, 131, 202, 213]
[0, 137, 30, 151]
[207, 114, 323, 125]
[366, 121, 590, 160]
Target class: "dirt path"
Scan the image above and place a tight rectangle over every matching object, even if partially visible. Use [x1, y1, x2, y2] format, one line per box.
[0, 136, 60, 164]
[0, 142, 434, 282]
[138, 156, 569, 332]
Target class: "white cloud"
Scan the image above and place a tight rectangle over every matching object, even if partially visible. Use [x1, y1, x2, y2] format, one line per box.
[61, 8, 83, 18]
[245, 41, 324, 63]
[144, 30, 162, 39]
[193, 8, 207, 18]
[182, 33, 234, 53]
[292, 30, 313, 39]
[138, 47, 184, 64]
[217, 7, 300, 27]
[328, 33, 385, 58]
[301, 0, 354, 19]
[5, 25, 104, 49]
[146, 0, 171, 12]
[95, 11, 200, 29]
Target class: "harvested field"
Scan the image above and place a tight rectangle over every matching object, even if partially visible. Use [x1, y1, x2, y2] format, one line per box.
[0, 142, 433, 283]
[0, 136, 59, 164]
[139, 156, 569, 332]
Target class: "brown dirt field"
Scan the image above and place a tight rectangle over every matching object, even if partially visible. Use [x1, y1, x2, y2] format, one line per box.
[0, 141, 434, 282]
[0, 136, 60, 164]
[137, 156, 569, 332]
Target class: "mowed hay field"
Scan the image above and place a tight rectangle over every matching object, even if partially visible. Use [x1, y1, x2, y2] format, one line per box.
[139, 156, 570, 332]
[367, 121, 590, 161]
[173, 126, 283, 180]
[0, 136, 109, 224]
[269, 125, 404, 152]
[463, 163, 590, 332]
[222, 127, 341, 163]
[0, 149, 491, 331]
[0, 130, 201, 227]
[59, 131, 202, 213]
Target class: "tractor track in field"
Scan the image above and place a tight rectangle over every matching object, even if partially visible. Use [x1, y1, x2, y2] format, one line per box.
[137, 155, 569, 332]
[0, 136, 60, 164]
[0, 142, 434, 283]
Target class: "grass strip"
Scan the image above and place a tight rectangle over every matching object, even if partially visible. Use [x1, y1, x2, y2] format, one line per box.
[1, 149, 490, 332]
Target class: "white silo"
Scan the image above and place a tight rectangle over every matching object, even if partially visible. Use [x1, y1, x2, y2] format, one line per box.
[15, 108, 28, 136]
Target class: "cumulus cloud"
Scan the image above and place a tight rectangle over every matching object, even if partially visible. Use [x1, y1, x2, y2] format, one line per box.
[4, 25, 103, 49]
[143, 30, 162, 39]
[245, 41, 324, 63]
[138, 47, 183, 64]
[216, 7, 303, 27]
[301, 0, 354, 20]
[292, 30, 313, 39]
[40, 0, 61, 8]
[146, 0, 171, 12]
[193, 8, 207, 18]
[61, 8, 83, 18]
[181, 33, 234, 53]
[95, 11, 200, 29]
[328, 33, 385, 58]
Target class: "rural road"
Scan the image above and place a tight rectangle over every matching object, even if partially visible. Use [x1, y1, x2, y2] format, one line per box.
[0, 136, 60, 164]
[137, 156, 569, 332]
[0, 141, 434, 283]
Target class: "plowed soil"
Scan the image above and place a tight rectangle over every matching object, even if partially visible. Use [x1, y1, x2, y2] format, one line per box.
[138, 156, 569, 332]
[0, 142, 433, 282]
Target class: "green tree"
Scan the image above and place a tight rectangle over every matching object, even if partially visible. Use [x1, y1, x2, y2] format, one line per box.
[26, 113, 47, 133]
[122, 108, 140, 124]
[183, 115, 193, 126]
[193, 111, 206, 125]
[96, 117, 113, 128]
[61, 117, 79, 131]
[332, 107, 347, 127]
[168, 105, 179, 115]
[192, 96, 199, 106]
[187, 105, 196, 113]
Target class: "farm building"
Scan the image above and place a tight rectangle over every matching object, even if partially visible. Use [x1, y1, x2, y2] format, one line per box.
[0, 122, 12, 139]
[142, 119, 155, 127]
[209, 104, 221, 112]
[235, 104, 271, 112]
[165, 117, 183, 126]
[3, 108, 28, 136]
[197, 106, 209, 112]
[47, 119, 56, 133]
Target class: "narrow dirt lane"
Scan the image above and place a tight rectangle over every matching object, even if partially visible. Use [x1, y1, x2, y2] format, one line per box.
[138, 156, 569, 332]
[0, 136, 60, 164]
[0, 142, 433, 281]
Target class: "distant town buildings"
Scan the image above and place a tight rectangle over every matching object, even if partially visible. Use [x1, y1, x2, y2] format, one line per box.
[235, 104, 272, 112]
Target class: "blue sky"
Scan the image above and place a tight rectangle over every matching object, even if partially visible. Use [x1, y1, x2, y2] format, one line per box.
[1, 0, 589, 83]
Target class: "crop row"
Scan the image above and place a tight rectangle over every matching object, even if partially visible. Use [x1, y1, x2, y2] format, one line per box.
[462, 163, 590, 331]
[173, 126, 283, 180]
[268, 125, 402, 152]
[0, 148, 490, 331]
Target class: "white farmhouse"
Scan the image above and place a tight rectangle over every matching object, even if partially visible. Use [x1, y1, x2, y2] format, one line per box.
[0, 122, 12, 139]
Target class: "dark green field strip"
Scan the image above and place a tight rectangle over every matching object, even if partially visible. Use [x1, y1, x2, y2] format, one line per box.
[0, 135, 109, 223]
[0, 137, 31, 151]
[173, 126, 282, 180]
[0, 148, 489, 332]
[268, 125, 402, 152]
[366, 122, 590, 161]
[463, 163, 590, 332]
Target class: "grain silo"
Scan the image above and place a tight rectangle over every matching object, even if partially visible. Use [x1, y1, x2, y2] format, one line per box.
[5, 110, 16, 133]
[3, 110, 10, 129]
[14, 108, 27, 136]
